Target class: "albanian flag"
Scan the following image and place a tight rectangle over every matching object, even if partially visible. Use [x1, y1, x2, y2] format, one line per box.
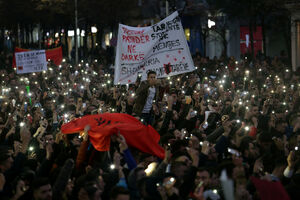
[61, 113, 165, 159]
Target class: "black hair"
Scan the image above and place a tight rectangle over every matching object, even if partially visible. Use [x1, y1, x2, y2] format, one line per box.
[147, 70, 156, 78]
[32, 177, 51, 191]
[239, 136, 253, 154]
[44, 97, 52, 102]
[83, 181, 100, 199]
[257, 131, 272, 143]
[171, 151, 191, 162]
[251, 104, 259, 109]
[159, 133, 175, 146]
[170, 88, 178, 95]
[109, 186, 129, 200]
[66, 105, 76, 112]
[0, 145, 11, 165]
[170, 139, 188, 154]
[198, 167, 216, 177]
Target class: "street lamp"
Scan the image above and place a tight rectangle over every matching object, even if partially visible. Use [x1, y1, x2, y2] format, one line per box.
[68, 30, 75, 37]
[208, 19, 215, 28]
[75, 0, 78, 65]
[81, 30, 85, 37]
[91, 26, 98, 33]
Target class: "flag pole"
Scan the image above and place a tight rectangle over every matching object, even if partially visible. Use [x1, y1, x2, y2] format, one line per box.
[75, 0, 79, 65]
[166, 0, 169, 17]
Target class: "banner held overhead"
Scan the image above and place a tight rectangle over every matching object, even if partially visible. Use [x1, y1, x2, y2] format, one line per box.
[13, 47, 63, 69]
[114, 11, 195, 85]
[15, 50, 47, 74]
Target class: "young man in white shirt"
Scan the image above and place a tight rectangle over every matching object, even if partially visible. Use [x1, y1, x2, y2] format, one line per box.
[133, 71, 159, 125]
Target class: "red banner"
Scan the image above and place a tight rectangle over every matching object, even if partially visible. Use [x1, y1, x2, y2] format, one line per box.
[250, 176, 290, 200]
[13, 46, 63, 68]
[61, 113, 165, 159]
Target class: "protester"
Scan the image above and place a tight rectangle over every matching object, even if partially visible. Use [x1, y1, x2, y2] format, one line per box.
[133, 70, 159, 125]
[0, 48, 300, 200]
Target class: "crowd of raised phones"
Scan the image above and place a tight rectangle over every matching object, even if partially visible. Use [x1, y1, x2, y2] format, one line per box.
[0, 50, 300, 200]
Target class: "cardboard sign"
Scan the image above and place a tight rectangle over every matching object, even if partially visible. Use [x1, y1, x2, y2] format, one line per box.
[15, 50, 47, 74]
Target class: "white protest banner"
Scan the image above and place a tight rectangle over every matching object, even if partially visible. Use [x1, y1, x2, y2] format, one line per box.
[114, 11, 195, 85]
[15, 50, 47, 74]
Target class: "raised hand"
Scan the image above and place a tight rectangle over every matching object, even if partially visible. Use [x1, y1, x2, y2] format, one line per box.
[287, 151, 297, 169]
[201, 141, 210, 155]
[167, 95, 174, 108]
[113, 151, 121, 169]
[82, 125, 90, 141]
[187, 147, 199, 167]
[116, 131, 128, 153]
[222, 119, 232, 137]
[193, 185, 205, 200]
[163, 145, 172, 164]
[0, 173, 5, 191]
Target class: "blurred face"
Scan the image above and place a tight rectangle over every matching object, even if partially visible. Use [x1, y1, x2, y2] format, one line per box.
[173, 129, 181, 139]
[71, 135, 81, 147]
[189, 136, 200, 149]
[0, 154, 14, 172]
[190, 75, 197, 83]
[217, 103, 223, 111]
[34, 184, 52, 200]
[78, 183, 102, 200]
[171, 93, 177, 102]
[276, 122, 287, 133]
[168, 120, 175, 129]
[44, 135, 54, 145]
[172, 163, 188, 180]
[98, 175, 105, 193]
[248, 142, 259, 159]
[78, 98, 83, 104]
[127, 96, 135, 105]
[65, 179, 74, 196]
[192, 92, 200, 101]
[225, 101, 231, 108]
[0, 116, 4, 124]
[147, 73, 156, 86]
[195, 170, 210, 188]
[136, 169, 146, 182]
[175, 155, 192, 167]
[251, 106, 259, 117]
[289, 102, 294, 109]
[45, 100, 52, 109]
[85, 105, 96, 114]
[69, 98, 75, 105]
[208, 147, 218, 160]
[232, 166, 246, 180]
[115, 194, 130, 200]
[172, 110, 179, 121]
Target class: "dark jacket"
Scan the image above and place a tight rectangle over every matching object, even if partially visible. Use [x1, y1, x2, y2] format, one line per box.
[133, 81, 159, 116]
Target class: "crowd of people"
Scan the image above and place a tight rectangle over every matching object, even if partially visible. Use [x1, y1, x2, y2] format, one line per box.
[0, 49, 300, 200]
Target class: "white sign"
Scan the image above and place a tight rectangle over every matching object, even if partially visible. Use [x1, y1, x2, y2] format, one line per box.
[15, 50, 47, 74]
[114, 11, 195, 85]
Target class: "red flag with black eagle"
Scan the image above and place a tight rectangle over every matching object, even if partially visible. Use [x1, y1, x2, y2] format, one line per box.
[61, 113, 165, 159]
